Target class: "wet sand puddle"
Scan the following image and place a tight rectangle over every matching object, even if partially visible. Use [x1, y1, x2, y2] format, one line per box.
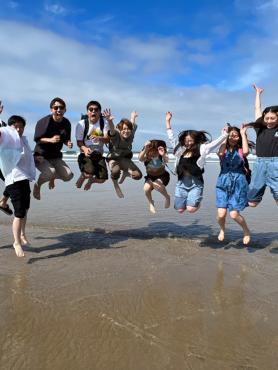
[1, 224, 278, 369]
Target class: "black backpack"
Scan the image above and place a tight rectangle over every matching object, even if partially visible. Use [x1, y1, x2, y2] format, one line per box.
[81, 114, 105, 143]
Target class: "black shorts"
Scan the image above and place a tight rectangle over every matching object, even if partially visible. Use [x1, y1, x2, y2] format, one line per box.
[78, 152, 108, 180]
[145, 171, 170, 186]
[5, 180, 31, 218]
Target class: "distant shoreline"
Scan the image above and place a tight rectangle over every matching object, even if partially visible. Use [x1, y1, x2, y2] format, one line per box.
[62, 150, 257, 163]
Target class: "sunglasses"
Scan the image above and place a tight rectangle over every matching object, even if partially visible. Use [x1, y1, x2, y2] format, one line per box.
[88, 107, 100, 112]
[52, 105, 65, 111]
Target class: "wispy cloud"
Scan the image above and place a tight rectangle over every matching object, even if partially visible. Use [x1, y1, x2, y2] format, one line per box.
[44, 2, 67, 16]
[8, 1, 19, 9]
[256, 0, 278, 9]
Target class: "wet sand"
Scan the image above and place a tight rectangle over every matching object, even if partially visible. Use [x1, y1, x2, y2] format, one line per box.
[0, 162, 278, 369]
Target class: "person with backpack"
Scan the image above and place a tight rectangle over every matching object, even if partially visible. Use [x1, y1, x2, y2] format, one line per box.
[216, 125, 251, 245]
[166, 111, 229, 215]
[33, 97, 73, 200]
[75, 101, 109, 190]
[138, 140, 170, 214]
[102, 109, 142, 198]
[243, 85, 278, 207]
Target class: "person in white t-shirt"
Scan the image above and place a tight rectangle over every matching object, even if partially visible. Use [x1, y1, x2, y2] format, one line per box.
[75, 101, 110, 190]
[0, 100, 13, 215]
[0, 115, 36, 257]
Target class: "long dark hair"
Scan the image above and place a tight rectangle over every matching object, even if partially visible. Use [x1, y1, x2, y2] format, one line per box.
[226, 125, 255, 151]
[175, 130, 211, 157]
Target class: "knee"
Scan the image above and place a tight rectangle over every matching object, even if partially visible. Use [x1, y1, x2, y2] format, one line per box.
[229, 211, 239, 220]
[187, 206, 198, 213]
[64, 172, 74, 182]
[177, 208, 186, 213]
[248, 202, 258, 207]
[131, 171, 142, 180]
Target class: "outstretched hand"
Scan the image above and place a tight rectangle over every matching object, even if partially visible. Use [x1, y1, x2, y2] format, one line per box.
[165, 111, 172, 121]
[103, 108, 114, 123]
[240, 125, 248, 135]
[130, 111, 138, 123]
[252, 84, 264, 94]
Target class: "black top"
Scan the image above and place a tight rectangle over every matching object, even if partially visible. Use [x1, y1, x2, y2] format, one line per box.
[254, 125, 278, 157]
[177, 156, 204, 183]
[34, 115, 71, 159]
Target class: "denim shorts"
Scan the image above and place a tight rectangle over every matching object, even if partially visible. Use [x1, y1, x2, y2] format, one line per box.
[248, 157, 278, 203]
[174, 176, 204, 210]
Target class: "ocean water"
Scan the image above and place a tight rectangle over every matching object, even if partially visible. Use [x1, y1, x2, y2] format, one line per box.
[1, 159, 278, 369]
[8, 159, 276, 245]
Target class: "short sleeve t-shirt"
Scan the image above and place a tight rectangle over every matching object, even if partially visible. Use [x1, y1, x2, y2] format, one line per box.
[75, 119, 109, 154]
[254, 125, 278, 157]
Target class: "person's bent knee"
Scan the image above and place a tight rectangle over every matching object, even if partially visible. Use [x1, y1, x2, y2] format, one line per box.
[248, 201, 259, 207]
[229, 211, 239, 219]
[187, 206, 198, 213]
[63, 172, 74, 182]
[131, 171, 142, 180]
[176, 208, 186, 213]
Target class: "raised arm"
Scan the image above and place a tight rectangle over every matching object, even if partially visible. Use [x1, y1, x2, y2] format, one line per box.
[253, 84, 264, 120]
[130, 111, 138, 125]
[138, 141, 152, 161]
[240, 125, 249, 156]
[165, 111, 179, 149]
[103, 108, 115, 135]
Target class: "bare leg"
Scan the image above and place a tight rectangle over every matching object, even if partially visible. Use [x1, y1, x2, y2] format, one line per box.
[48, 178, 55, 189]
[230, 210, 251, 245]
[144, 182, 156, 214]
[112, 179, 124, 198]
[12, 217, 24, 257]
[187, 205, 200, 213]
[217, 208, 227, 241]
[152, 181, 170, 208]
[20, 212, 29, 246]
[84, 177, 105, 191]
[118, 171, 130, 184]
[76, 173, 86, 188]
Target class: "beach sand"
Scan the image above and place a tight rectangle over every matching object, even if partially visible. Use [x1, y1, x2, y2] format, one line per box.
[0, 162, 278, 369]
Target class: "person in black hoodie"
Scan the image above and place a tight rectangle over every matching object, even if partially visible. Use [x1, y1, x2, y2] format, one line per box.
[33, 97, 73, 200]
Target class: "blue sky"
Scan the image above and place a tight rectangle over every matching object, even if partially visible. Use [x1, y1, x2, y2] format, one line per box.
[0, 0, 277, 149]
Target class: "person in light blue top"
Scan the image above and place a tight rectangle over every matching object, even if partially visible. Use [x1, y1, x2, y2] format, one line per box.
[216, 125, 251, 245]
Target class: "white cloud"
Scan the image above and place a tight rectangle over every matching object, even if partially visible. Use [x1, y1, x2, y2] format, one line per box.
[256, 0, 278, 9]
[0, 19, 276, 149]
[45, 3, 67, 15]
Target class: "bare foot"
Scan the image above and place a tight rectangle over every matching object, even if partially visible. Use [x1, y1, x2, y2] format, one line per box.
[13, 243, 24, 257]
[118, 171, 129, 184]
[218, 230, 225, 241]
[164, 194, 170, 208]
[33, 183, 41, 200]
[84, 179, 94, 191]
[76, 174, 86, 188]
[243, 233, 251, 245]
[49, 178, 55, 189]
[20, 235, 30, 246]
[149, 201, 156, 214]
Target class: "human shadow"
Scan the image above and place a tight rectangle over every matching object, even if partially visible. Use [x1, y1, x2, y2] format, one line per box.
[26, 220, 215, 264]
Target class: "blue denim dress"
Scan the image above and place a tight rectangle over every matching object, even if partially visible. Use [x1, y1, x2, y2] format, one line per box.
[216, 150, 248, 211]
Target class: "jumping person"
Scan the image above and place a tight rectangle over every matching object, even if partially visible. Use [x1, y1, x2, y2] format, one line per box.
[103, 109, 142, 198]
[33, 97, 73, 200]
[138, 140, 170, 214]
[216, 125, 251, 245]
[166, 111, 228, 214]
[0, 116, 36, 257]
[0, 100, 13, 215]
[75, 101, 109, 191]
[243, 85, 278, 207]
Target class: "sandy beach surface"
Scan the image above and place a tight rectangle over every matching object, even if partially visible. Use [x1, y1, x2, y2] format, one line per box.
[0, 162, 278, 369]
